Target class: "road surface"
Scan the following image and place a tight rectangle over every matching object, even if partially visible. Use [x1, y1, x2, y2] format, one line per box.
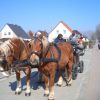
[0, 44, 100, 100]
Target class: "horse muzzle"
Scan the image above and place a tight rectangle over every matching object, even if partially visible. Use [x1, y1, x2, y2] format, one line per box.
[29, 57, 40, 66]
[30, 59, 40, 66]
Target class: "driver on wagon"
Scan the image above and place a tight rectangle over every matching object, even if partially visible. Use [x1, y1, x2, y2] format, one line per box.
[54, 33, 66, 43]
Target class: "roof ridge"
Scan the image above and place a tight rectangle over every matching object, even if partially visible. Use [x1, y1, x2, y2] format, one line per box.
[49, 21, 73, 34]
[60, 21, 73, 32]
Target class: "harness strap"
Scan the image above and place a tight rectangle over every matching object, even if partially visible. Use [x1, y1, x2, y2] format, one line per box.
[40, 43, 61, 64]
[54, 43, 61, 62]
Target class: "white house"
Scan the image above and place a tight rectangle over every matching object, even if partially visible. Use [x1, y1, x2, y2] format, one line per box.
[0, 23, 29, 39]
[48, 21, 73, 42]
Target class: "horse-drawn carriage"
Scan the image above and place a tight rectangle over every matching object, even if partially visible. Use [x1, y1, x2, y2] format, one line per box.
[0, 35, 85, 100]
[71, 42, 84, 80]
[53, 34, 85, 80]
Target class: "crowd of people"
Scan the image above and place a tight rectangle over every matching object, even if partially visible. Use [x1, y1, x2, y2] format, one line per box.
[34, 30, 85, 55]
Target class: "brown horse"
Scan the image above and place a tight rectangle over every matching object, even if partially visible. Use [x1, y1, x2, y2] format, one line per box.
[0, 37, 31, 96]
[29, 30, 48, 82]
[28, 36, 74, 100]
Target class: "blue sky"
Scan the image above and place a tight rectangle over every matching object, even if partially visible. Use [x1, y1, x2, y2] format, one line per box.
[0, 0, 100, 33]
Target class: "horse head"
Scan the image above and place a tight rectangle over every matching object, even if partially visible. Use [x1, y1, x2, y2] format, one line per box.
[29, 36, 49, 66]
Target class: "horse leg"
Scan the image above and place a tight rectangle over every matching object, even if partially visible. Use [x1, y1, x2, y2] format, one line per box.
[43, 75, 49, 97]
[67, 62, 73, 86]
[48, 72, 55, 100]
[57, 72, 63, 87]
[15, 71, 22, 95]
[24, 66, 31, 96]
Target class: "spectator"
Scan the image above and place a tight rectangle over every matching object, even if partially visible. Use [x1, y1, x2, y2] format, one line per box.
[69, 31, 85, 55]
[69, 31, 78, 45]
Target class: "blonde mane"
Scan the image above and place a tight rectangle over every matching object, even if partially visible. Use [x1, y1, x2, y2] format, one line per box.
[0, 39, 13, 57]
[42, 36, 49, 51]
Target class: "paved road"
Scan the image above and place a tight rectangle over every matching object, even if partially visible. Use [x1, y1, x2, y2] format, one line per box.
[84, 44, 100, 100]
[0, 44, 100, 100]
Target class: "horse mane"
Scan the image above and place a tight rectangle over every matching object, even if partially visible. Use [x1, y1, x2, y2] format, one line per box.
[41, 36, 49, 51]
[19, 37, 29, 54]
[0, 39, 12, 56]
[0, 37, 28, 58]
[11, 37, 29, 59]
[19, 37, 25, 46]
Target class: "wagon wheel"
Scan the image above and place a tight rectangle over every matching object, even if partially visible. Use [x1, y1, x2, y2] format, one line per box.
[98, 44, 100, 49]
[72, 64, 78, 80]
[79, 60, 84, 73]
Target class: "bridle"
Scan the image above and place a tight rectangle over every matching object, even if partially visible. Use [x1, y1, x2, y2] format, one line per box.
[29, 37, 43, 58]
[29, 37, 61, 65]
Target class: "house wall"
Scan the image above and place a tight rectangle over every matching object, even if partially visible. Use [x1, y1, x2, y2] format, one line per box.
[48, 23, 72, 42]
[0, 25, 17, 39]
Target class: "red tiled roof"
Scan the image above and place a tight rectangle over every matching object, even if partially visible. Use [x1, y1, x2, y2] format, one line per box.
[60, 21, 73, 32]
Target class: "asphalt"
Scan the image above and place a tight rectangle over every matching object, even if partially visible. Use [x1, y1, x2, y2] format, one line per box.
[84, 44, 100, 100]
[0, 44, 100, 100]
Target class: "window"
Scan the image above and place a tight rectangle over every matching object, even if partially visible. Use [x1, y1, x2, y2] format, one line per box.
[63, 30, 66, 34]
[8, 32, 11, 35]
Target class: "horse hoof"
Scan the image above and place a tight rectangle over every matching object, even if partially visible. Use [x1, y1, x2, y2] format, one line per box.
[67, 84, 72, 87]
[48, 99, 55, 100]
[25, 92, 31, 96]
[15, 91, 21, 95]
[44, 94, 49, 97]
[28, 93, 31, 96]
[56, 84, 62, 87]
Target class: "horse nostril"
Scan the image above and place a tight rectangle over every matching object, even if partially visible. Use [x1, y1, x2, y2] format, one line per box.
[34, 59, 38, 63]
[34, 59, 36, 62]
[30, 58, 39, 65]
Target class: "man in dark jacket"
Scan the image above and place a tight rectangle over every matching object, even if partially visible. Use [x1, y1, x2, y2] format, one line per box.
[54, 34, 66, 43]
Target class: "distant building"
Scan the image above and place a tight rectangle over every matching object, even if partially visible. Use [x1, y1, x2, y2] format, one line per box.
[48, 21, 73, 42]
[0, 23, 29, 39]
